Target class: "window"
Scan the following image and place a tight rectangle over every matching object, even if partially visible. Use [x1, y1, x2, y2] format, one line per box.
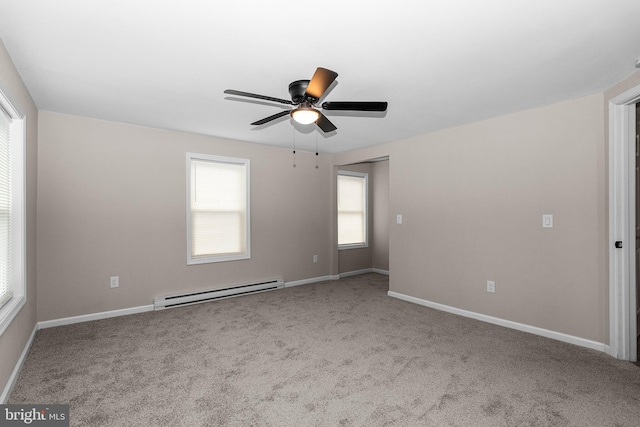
[186, 153, 250, 264]
[337, 171, 368, 249]
[0, 83, 26, 336]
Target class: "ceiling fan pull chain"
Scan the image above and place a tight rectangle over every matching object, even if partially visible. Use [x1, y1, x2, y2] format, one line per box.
[292, 126, 296, 168]
[315, 131, 319, 169]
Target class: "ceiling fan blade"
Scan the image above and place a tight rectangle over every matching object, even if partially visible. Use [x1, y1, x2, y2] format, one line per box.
[316, 112, 337, 133]
[305, 67, 338, 100]
[224, 89, 293, 105]
[321, 101, 388, 112]
[250, 110, 291, 126]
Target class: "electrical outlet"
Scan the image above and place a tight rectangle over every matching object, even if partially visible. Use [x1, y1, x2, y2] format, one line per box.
[486, 280, 495, 293]
[110, 276, 119, 288]
[313, 255, 318, 263]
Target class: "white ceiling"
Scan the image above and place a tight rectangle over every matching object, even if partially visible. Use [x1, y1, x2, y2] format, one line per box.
[0, 1, 639, 154]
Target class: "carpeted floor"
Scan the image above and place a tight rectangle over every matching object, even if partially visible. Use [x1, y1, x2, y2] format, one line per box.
[9, 273, 640, 426]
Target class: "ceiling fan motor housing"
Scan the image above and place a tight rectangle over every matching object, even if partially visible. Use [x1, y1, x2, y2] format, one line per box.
[289, 80, 311, 103]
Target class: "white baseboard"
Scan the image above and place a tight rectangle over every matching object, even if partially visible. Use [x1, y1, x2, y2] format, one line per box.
[339, 268, 373, 278]
[388, 291, 608, 354]
[282, 270, 388, 287]
[1, 324, 37, 404]
[339, 268, 388, 278]
[284, 275, 333, 288]
[38, 305, 154, 329]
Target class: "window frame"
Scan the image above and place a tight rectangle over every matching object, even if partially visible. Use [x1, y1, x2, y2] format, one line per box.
[0, 81, 26, 337]
[337, 170, 369, 250]
[186, 152, 251, 265]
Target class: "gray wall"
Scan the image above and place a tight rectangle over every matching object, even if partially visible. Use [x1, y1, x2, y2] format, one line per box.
[333, 93, 607, 343]
[0, 41, 38, 397]
[371, 161, 389, 272]
[36, 112, 332, 321]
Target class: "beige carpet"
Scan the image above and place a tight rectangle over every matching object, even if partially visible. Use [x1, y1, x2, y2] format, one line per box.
[9, 273, 640, 426]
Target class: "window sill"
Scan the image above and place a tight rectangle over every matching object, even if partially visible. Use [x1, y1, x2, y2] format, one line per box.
[187, 253, 251, 265]
[0, 295, 25, 337]
[338, 243, 369, 251]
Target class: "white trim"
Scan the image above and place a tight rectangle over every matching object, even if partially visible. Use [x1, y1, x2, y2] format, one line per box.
[0, 297, 24, 337]
[338, 243, 369, 250]
[608, 83, 640, 361]
[339, 268, 373, 278]
[388, 291, 608, 353]
[38, 305, 154, 329]
[0, 78, 27, 338]
[1, 324, 37, 403]
[284, 272, 385, 287]
[284, 275, 333, 288]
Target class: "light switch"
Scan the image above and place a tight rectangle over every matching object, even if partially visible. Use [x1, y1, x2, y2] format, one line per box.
[396, 214, 403, 224]
[542, 214, 553, 228]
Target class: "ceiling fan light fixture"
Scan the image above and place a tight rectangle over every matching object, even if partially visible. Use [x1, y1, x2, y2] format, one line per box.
[291, 107, 320, 125]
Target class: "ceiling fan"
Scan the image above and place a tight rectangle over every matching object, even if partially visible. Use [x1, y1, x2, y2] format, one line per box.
[224, 67, 388, 133]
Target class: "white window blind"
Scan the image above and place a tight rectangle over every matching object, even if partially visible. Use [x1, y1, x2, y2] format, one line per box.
[0, 86, 25, 337]
[337, 172, 367, 247]
[187, 153, 250, 264]
[0, 107, 11, 309]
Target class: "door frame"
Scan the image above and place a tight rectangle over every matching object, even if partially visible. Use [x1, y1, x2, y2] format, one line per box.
[609, 84, 640, 361]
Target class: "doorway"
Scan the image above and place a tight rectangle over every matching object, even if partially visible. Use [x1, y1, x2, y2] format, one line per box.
[609, 85, 640, 361]
[336, 158, 390, 277]
[636, 102, 640, 354]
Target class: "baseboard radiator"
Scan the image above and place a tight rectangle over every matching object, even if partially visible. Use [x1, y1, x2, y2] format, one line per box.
[153, 278, 284, 310]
